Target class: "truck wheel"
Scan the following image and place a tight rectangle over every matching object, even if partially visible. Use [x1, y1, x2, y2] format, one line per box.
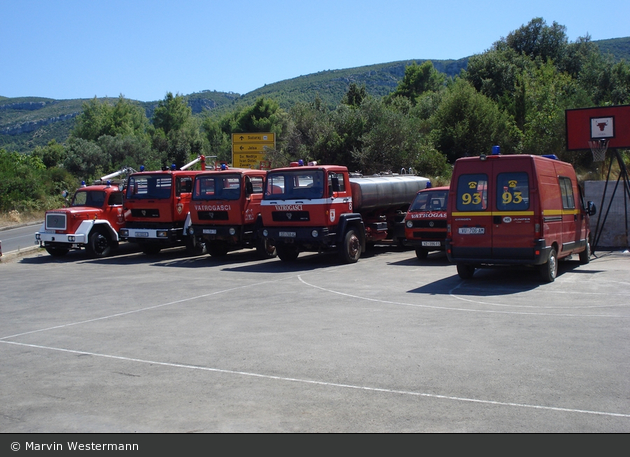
[339, 229, 361, 264]
[207, 241, 229, 257]
[277, 245, 299, 262]
[456, 263, 475, 279]
[86, 230, 112, 258]
[45, 246, 69, 257]
[141, 244, 162, 255]
[579, 238, 591, 265]
[415, 248, 428, 259]
[185, 236, 206, 255]
[540, 247, 558, 282]
[256, 238, 277, 259]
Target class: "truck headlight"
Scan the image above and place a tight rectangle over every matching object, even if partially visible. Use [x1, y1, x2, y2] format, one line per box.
[262, 229, 269, 237]
[68, 236, 75, 242]
[229, 227, 236, 236]
[406, 220, 413, 228]
[311, 229, 319, 238]
[157, 231, 168, 238]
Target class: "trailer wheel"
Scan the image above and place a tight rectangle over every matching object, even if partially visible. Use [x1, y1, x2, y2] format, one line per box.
[86, 230, 112, 258]
[277, 245, 299, 262]
[256, 238, 277, 259]
[540, 247, 558, 282]
[415, 248, 428, 260]
[339, 229, 361, 264]
[456, 263, 475, 279]
[45, 246, 69, 257]
[579, 237, 591, 265]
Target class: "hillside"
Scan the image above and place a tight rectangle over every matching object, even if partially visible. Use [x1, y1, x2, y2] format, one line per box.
[1, 37, 629, 153]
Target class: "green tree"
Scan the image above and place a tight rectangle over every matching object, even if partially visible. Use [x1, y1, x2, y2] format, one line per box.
[72, 95, 149, 141]
[32, 139, 67, 168]
[342, 83, 368, 107]
[62, 137, 111, 181]
[429, 78, 522, 163]
[389, 61, 446, 103]
[151, 92, 205, 168]
[497, 17, 568, 63]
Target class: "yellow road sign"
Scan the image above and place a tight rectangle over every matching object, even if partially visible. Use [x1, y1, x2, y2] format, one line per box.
[232, 143, 273, 153]
[232, 133, 275, 144]
[233, 153, 266, 169]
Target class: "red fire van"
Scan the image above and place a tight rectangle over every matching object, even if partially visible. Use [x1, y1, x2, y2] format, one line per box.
[445, 152, 596, 282]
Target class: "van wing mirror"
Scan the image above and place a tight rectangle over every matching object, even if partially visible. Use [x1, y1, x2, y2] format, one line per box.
[587, 201, 597, 216]
[245, 181, 254, 196]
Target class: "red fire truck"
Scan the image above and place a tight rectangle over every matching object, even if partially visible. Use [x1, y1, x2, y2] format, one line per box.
[260, 163, 430, 263]
[189, 166, 276, 258]
[35, 176, 129, 257]
[404, 186, 449, 259]
[120, 157, 207, 255]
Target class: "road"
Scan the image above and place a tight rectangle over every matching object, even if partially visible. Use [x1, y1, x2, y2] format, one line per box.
[1, 245, 629, 432]
[0, 223, 41, 254]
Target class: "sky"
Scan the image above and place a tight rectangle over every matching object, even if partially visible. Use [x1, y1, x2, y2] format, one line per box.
[1, 0, 629, 102]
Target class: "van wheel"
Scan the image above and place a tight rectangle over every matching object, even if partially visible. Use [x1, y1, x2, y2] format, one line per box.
[277, 245, 299, 262]
[415, 248, 428, 259]
[45, 246, 69, 257]
[256, 238, 277, 259]
[339, 229, 361, 264]
[579, 238, 591, 265]
[540, 248, 558, 282]
[86, 230, 112, 258]
[456, 263, 475, 279]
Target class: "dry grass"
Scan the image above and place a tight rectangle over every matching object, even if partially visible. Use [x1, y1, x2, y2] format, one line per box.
[0, 210, 44, 229]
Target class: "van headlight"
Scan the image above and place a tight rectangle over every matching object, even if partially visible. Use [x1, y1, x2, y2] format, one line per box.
[406, 220, 413, 228]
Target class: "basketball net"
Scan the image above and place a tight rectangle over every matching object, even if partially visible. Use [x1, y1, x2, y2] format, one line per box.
[588, 139, 609, 162]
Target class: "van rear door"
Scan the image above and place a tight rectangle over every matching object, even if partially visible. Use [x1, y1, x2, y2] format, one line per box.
[491, 166, 536, 260]
[451, 165, 492, 259]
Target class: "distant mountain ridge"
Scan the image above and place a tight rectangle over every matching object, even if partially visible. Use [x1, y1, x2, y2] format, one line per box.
[1, 36, 628, 152]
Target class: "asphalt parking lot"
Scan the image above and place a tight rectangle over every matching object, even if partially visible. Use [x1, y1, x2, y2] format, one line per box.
[1, 244, 629, 432]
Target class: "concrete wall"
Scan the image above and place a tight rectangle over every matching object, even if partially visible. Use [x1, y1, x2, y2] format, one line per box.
[584, 180, 630, 248]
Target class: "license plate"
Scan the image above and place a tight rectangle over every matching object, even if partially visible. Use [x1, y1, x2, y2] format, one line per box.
[203, 229, 217, 234]
[458, 227, 485, 235]
[136, 231, 149, 238]
[279, 231, 296, 237]
[422, 241, 441, 247]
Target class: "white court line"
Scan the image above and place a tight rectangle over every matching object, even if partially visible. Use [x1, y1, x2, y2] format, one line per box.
[297, 276, 629, 318]
[2, 339, 629, 420]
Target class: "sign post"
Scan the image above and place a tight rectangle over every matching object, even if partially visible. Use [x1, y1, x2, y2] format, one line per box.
[232, 133, 275, 169]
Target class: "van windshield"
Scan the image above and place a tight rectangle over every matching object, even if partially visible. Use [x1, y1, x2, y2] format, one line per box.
[496, 172, 529, 211]
[410, 190, 448, 211]
[456, 174, 488, 211]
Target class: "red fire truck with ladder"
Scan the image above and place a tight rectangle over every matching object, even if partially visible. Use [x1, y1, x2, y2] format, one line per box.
[120, 156, 207, 255]
[188, 165, 276, 258]
[259, 162, 430, 263]
[35, 167, 135, 257]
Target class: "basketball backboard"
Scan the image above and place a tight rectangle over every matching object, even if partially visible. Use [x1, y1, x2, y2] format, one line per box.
[565, 105, 630, 151]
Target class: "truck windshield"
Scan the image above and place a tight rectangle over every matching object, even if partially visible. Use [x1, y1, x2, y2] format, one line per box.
[264, 170, 324, 200]
[192, 174, 241, 201]
[410, 190, 448, 211]
[72, 190, 106, 208]
[126, 174, 172, 199]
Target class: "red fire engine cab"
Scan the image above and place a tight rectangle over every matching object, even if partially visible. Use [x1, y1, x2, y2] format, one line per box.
[120, 157, 206, 255]
[189, 165, 276, 258]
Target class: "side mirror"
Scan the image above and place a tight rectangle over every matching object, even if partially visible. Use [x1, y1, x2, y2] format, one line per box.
[587, 201, 597, 216]
[331, 176, 340, 193]
[245, 181, 254, 196]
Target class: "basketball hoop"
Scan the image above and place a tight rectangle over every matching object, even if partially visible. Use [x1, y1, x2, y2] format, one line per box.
[589, 139, 609, 162]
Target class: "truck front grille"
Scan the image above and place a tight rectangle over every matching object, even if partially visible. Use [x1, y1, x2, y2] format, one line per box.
[197, 211, 229, 221]
[45, 213, 67, 230]
[272, 211, 310, 222]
